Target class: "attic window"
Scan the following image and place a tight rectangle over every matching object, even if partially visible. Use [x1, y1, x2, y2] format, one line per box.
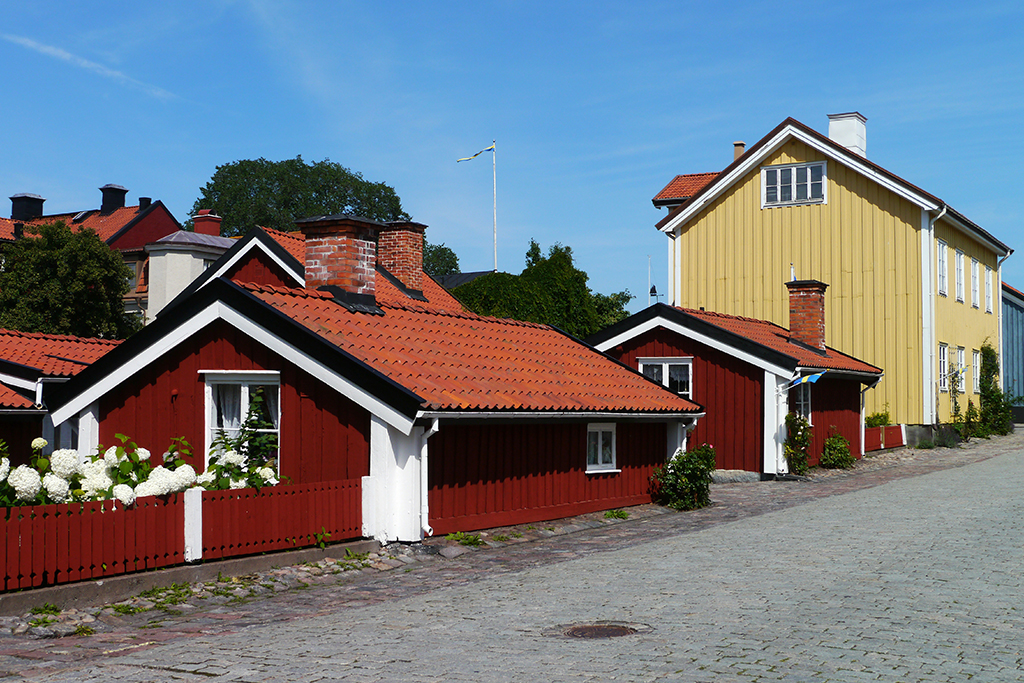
[762, 162, 826, 208]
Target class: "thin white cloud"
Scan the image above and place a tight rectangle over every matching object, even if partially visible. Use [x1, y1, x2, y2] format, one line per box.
[2, 33, 176, 100]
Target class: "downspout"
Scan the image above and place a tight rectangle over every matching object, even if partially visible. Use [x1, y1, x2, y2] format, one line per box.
[997, 250, 1014, 389]
[926, 205, 947, 425]
[420, 418, 439, 537]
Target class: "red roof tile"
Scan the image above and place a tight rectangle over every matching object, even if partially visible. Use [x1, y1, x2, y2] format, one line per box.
[680, 307, 881, 374]
[0, 206, 149, 244]
[0, 383, 35, 409]
[242, 283, 701, 414]
[0, 329, 121, 377]
[653, 172, 718, 204]
[258, 226, 306, 263]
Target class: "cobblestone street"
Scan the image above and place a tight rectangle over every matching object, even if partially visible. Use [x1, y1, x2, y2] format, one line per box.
[2, 433, 1023, 682]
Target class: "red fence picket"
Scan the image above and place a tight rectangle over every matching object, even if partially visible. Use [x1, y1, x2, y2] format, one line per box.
[1, 495, 184, 592]
[202, 479, 361, 560]
[883, 425, 905, 449]
[864, 426, 884, 452]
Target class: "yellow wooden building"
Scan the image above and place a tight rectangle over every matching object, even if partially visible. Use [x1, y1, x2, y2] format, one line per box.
[654, 113, 1012, 427]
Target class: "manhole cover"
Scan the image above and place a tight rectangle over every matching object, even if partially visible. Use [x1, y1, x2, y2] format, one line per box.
[545, 621, 652, 639]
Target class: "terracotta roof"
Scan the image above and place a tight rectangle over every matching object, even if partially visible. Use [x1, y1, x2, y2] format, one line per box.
[652, 172, 718, 206]
[258, 226, 305, 263]
[1002, 281, 1024, 301]
[242, 282, 701, 414]
[679, 307, 881, 374]
[0, 329, 121, 377]
[0, 206, 148, 244]
[0, 383, 34, 409]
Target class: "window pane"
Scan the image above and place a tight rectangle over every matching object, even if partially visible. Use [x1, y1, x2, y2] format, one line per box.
[766, 185, 777, 203]
[766, 169, 776, 185]
[213, 385, 241, 430]
[250, 385, 279, 428]
[780, 168, 792, 202]
[587, 431, 599, 465]
[601, 431, 614, 464]
[796, 183, 808, 201]
[668, 364, 690, 396]
[810, 165, 823, 182]
[642, 364, 663, 384]
[810, 180, 823, 199]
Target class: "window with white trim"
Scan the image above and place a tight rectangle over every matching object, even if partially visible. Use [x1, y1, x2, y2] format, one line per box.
[762, 162, 826, 208]
[792, 382, 812, 423]
[955, 249, 965, 302]
[203, 371, 281, 469]
[938, 343, 948, 392]
[971, 258, 980, 308]
[937, 240, 948, 296]
[586, 423, 617, 473]
[957, 347, 966, 394]
[973, 349, 981, 393]
[638, 357, 693, 398]
[985, 266, 993, 313]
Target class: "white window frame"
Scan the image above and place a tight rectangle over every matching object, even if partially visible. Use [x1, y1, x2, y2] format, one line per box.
[957, 347, 966, 394]
[938, 343, 948, 392]
[792, 382, 812, 424]
[638, 357, 694, 399]
[937, 240, 948, 296]
[971, 258, 980, 308]
[202, 370, 281, 470]
[973, 349, 981, 394]
[586, 423, 617, 473]
[985, 266, 993, 313]
[955, 249, 965, 303]
[761, 162, 827, 208]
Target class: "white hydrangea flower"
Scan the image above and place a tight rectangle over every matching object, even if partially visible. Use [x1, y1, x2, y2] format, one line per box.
[49, 449, 82, 479]
[80, 459, 114, 499]
[0, 457, 10, 482]
[144, 466, 177, 496]
[221, 450, 246, 467]
[257, 467, 278, 486]
[197, 470, 217, 486]
[135, 447, 151, 462]
[31, 437, 48, 451]
[134, 480, 159, 498]
[172, 464, 197, 491]
[8, 465, 42, 502]
[229, 478, 247, 490]
[112, 484, 136, 507]
[103, 446, 121, 468]
[42, 473, 71, 503]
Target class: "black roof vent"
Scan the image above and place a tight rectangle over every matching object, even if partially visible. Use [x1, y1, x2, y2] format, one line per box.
[100, 184, 129, 213]
[10, 193, 45, 221]
[139, 197, 152, 210]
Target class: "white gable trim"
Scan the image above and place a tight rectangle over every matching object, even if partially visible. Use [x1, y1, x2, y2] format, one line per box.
[593, 315, 794, 378]
[210, 238, 304, 288]
[660, 124, 941, 235]
[50, 302, 416, 434]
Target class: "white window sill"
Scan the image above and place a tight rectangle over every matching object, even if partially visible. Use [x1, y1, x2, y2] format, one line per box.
[586, 468, 621, 475]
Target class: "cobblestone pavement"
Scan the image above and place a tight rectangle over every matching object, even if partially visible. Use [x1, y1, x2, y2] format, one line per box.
[2, 433, 1023, 681]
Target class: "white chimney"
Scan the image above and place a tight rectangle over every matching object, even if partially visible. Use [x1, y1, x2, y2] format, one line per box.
[828, 112, 867, 157]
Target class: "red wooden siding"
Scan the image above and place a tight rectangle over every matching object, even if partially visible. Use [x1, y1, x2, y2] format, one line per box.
[1, 495, 183, 591]
[107, 206, 180, 252]
[99, 320, 370, 483]
[0, 415, 45, 467]
[428, 421, 667, 535]
[801, 377, 862, 466]
[607, 328, 764, 472]
[883, 425, 905, 448]
[865, 426, 884, 451]
[226, 248, 297, 288]
[202, 479, 361, 560]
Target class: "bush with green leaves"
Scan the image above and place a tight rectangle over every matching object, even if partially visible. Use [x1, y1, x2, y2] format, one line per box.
[979, 341, 1014, 436]
[784, 412, 812, 475]
[650, 443, 716, 511]
[865, 405, 890, 428]
[197, 387, 280, 491]
[820, 428, 855, 469]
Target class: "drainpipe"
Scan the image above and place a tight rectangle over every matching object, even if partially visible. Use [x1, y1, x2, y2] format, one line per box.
[420, 418, 439, 537]
[926, 205, 947, 425]
[997, 250, 1014, 387]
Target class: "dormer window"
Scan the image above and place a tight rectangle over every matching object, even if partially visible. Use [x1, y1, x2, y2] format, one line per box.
[762, 162, 826, 208]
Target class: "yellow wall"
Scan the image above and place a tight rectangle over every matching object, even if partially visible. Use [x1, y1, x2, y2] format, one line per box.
[672, 138, 928, 423]
[932, 220, 1000, 422]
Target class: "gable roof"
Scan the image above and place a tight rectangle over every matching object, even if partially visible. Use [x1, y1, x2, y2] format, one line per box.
[655, 117, 1011, 257]
[0, 201, 179, 249]
[588, 303, 882, 382]
[0, 383, 35, 410]
[652, 172, 718, 208]
[0, 328, 120, 378]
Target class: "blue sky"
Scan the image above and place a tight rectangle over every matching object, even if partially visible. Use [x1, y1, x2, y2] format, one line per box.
[2, 2, 1022, 311]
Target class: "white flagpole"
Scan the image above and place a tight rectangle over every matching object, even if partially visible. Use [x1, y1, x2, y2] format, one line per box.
[491, 140, 497, 272]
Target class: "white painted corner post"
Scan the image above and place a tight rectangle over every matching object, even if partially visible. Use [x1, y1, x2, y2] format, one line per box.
[364, 416, 437, 543]
[183, 488, 203, 562]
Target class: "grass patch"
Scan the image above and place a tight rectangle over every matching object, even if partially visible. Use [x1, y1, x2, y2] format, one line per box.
[445, 531, 483, 547]
[73, 625, 95, 637]
[29, 603, 61, 616]
[604, 509, 629, 520]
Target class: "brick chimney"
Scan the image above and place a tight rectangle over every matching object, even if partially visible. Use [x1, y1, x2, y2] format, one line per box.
[10, 193, 45, 221]
[296, 215, 381, 296]
[733, 141, 746, 161]
[100, 184, 129, 213]
[378, 221, 427, 292]
[786, 280, 829, 350]
[192, 209, 222, 236]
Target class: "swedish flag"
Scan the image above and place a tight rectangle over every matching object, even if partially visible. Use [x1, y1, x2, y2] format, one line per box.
[457, 143, 496, 162]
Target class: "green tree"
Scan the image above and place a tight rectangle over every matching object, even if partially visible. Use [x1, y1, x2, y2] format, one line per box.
[453, 240, 632, 338]
[979, 341, 1014, 435]
[0, 222, 140, 338]
[191, 156, 410, 236]
[423, 240, 460, 277]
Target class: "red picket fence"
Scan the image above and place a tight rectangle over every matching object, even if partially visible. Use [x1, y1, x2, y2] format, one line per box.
[202, 479, 362, 560]
[2, 495, 184, 592]
[883, 425, 905, 449]
[865, 426, 884, 452]
[864, 425, 905, 452]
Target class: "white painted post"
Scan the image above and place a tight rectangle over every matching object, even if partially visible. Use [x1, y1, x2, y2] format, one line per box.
[183, 488, 203, 562]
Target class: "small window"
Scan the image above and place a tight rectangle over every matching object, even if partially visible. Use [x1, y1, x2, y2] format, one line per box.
[955, 250, 965, 303]
[762, 162, 826, 208]
[204, 372, 281, 471]
[586, 423, 617, 473]
[938, 343, 948, 392]
[973, 349, 981, 394]
[957, 347, 966, 394]
[638, 357, 693, 398]
[937, 240, 948, 296]
[791, 382, 812, 423]
[971, 259, 980, 308]
[985, 267, 993, 313]
[125, 261, 139, 291]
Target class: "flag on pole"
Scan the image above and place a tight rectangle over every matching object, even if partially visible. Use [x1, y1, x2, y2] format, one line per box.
[457, 143, 496, 162]
[784, 371, 825, 391]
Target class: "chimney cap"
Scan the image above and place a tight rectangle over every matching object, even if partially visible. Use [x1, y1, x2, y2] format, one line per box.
[10, 193, 45, 201]
[99, 183, 129, 192]
[295, 213, 386, 228]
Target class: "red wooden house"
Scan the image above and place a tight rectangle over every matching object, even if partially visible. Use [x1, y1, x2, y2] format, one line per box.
[49, 216, 704, 541]
[588, 280, 882, 475]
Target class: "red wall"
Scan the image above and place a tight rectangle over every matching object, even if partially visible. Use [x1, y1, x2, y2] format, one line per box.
[226, 249, 298, 288]
[798, 377, 862, 466]
[108, 206, 180, 252]
[428, 421, 667, 534]
[99, 320, 370, 483]
[0, 416, 45, 467]
[607, 328, 764, 472]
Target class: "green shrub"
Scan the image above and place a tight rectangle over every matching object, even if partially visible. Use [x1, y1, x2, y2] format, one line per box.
[445, 531, 482, 547]
[819, 428, 855, 469]
[784, 413, 812, 475]
[916, 439, 934, 450]
[865, 405, 890, 428]
[979, 341, 1014, 435]
[650, 443, 716, 511]
[604, 509, 629, 520]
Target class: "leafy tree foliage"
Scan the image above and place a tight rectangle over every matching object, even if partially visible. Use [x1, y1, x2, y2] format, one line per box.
[452, 240, 632, 338]
[191, 156, 410, 236]
[423, 240, 460, 277]
[0, 222, 140, 338]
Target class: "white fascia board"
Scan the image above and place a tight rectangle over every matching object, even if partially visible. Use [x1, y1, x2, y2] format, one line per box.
[1002, 283, 1024, 308]
[660, 125, 940, 235]
[941, 211, 1011, 257]
[0, 372, 36, 393]
[51, 302, 416, 434]
[208, 240, 304, 288]
[593, 316, 793, 378]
